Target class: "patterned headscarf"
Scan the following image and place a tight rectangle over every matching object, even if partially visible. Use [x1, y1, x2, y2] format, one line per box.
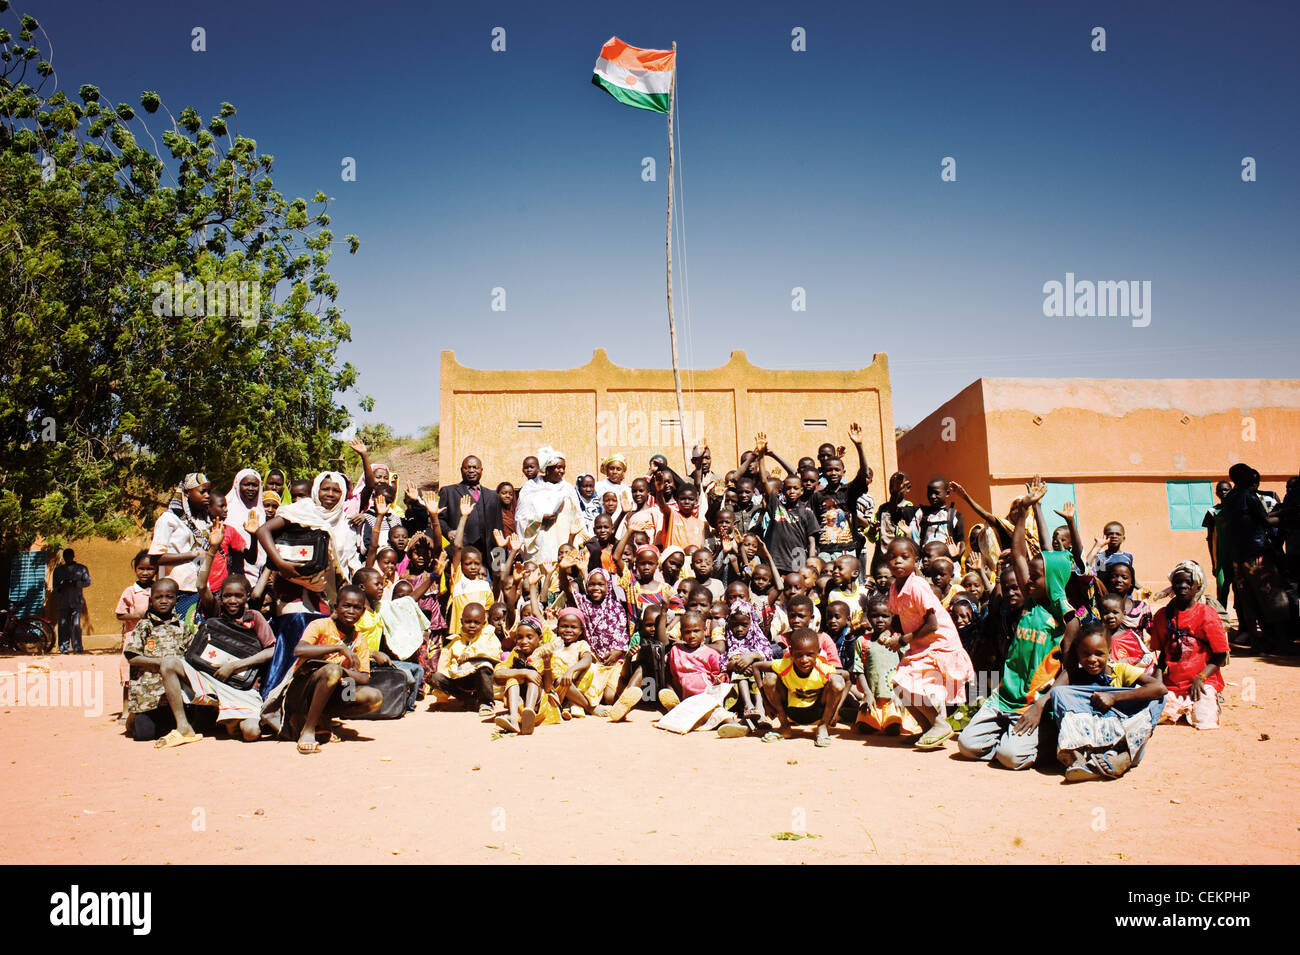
[1169, 560, 1206, 601]
[724, 598, 771, 660]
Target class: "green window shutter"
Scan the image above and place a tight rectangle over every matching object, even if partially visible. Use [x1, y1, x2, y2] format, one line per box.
[1167, 481, 1213, 531]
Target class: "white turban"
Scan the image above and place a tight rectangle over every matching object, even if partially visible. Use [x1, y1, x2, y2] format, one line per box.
[537, 446, 566, 470]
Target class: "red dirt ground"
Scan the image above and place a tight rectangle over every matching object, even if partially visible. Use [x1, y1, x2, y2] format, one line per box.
[2, 651, 1297, 865]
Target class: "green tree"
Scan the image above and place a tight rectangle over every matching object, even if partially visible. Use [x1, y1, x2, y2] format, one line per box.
[0, 5, 366, 551]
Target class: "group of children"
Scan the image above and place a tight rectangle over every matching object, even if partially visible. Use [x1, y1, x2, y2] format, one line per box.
[114, 430, 1248, 781]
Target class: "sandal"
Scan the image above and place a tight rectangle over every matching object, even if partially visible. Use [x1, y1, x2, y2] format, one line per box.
[716, 721, 749, 739]
[494, 715, 520, 734]
[296, 739, 322, 755]
[153, 729, 206, 749]
[760, 731, 784, 743]
[915, 722, 953, 749]
[519, 707, 536, 736]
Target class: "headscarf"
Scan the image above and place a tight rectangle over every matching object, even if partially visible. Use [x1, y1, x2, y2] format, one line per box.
[168, 472, 210, 545]
[556, 607, 585, 634]
[224, 467, 265, 548]
[537, 446, 566, 470]
[515, 615, 547, 638]
[1103, 552, 1135, 576]
[725, 597, 770, 659]
[1169, 560, 1206, 602]
[572, 568, 631, 657]
[658, 545, 685, 568]
[262, 490, 282, 507]
[274, 471, 362, 581]
[600, 453, 627, 474]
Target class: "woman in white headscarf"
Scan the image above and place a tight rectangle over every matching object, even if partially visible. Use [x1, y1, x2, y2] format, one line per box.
[225, 467, 266, 586]
[515, 447, 582, 565]
[255, 471, 362, 593]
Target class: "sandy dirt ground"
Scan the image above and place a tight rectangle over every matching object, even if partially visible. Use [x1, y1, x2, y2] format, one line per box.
[2, 651, 1297, 865]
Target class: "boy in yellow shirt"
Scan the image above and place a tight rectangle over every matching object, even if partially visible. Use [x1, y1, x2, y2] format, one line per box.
[432, 603, 500, 715]
[754, 628, 848, 747]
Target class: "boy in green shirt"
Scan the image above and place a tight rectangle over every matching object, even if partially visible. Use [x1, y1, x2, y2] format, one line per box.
[956, 481, 1079, 770]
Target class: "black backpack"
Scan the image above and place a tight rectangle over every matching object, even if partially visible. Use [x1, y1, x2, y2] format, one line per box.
[186, 615, 266, 690]
[271, 523, 332, 578]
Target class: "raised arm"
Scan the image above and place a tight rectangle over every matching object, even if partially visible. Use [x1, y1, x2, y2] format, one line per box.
[348, 438, 378, 507]
[449, 494, 474, 567]
[1054, 501, 1085, 569]
[948, 480, 999, 529]
[196, 521, 224, 617]
[845, 422, 874, 493]
[1010, 496, 1033, 592]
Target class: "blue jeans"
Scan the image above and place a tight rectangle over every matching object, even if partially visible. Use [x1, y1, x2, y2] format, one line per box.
[392, 660, 424, 711]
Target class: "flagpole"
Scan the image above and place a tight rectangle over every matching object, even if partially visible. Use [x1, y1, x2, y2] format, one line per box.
[666, 40, 690, 473]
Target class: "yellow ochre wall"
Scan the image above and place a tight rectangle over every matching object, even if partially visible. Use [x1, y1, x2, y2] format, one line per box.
[439, 349, 897, 491]
[898, 378, 1300, 588]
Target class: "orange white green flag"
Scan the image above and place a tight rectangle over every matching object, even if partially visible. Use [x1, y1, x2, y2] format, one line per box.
[591, 37, 675, 114]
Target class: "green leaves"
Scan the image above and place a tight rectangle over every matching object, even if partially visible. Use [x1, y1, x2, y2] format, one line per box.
[0, 5, 366, 552]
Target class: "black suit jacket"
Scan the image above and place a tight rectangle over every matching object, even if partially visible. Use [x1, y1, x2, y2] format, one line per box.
[438, 483, 502, 560]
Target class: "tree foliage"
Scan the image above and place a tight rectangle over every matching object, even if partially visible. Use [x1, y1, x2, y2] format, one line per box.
[0, 6, 364, 551]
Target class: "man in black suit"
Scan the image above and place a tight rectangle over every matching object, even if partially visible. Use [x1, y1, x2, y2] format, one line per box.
[437, 455, 502, 567]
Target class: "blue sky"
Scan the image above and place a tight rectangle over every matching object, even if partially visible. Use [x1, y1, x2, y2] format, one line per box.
[24, 0, 1300, 433]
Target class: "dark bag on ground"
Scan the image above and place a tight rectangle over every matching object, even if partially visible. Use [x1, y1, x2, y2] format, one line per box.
[349, 664, 415, 720]
[185, 616, 265, 690]
[271, 523, 332, 579]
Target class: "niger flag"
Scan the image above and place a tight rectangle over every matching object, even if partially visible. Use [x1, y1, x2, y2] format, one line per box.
[591, 37, 674, 114]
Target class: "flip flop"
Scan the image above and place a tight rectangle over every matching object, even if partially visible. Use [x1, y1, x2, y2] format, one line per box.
[494, 715, 519, 734]
[760, 731, 784, 743]
[296, 739, 322, 755]
[519, 707, 536, 736]
[915, 723, 953, 749]
[153, 729, 206, 749]
[716, 721, 748, 739]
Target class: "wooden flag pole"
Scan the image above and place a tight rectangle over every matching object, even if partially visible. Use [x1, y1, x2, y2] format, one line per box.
[665, 41, 690, 473]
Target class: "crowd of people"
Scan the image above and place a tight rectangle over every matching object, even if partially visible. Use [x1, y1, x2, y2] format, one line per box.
[109, 429, 1298, 782]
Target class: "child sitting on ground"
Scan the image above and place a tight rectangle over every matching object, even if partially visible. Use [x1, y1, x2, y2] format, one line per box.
[719, 599, 773, 727]
[957, 485, 1079, 770]
[754, 628, 849, 747]
[1149, 560, 1229, 730]
[540, 608, 599, 720]
[658, 610, 725, 710]
[1049, 622, 1166, 781]
[855, 594, 920, 734]
[279, 585, 384, 754]
[123, 578, 202, 744]
[493, 616, 546, 734]
[431, 603, 501, 716]
[879, 537, 976, 748]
